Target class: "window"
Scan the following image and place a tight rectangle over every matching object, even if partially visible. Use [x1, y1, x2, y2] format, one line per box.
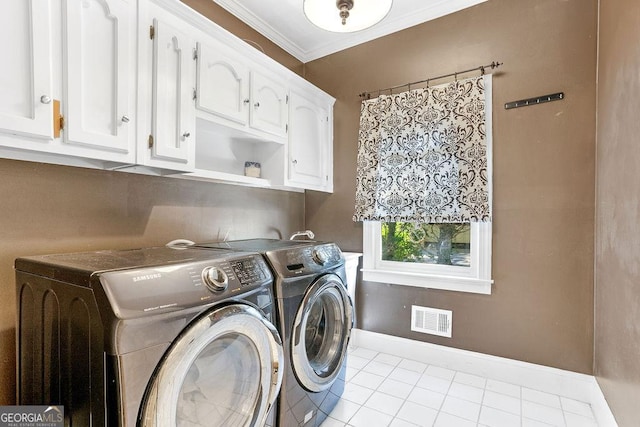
[356, 76, 493, 294]
[363, 221, 492, 294]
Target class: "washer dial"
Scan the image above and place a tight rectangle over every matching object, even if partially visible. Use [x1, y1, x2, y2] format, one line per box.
[312, 248, 328, 265]
[202, 266, 228, 292]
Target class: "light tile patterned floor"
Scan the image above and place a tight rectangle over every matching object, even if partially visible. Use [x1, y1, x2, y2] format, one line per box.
[320, 346, 599, 427]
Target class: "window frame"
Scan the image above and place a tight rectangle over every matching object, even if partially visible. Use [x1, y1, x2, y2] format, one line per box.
[362, 221, 493, 294]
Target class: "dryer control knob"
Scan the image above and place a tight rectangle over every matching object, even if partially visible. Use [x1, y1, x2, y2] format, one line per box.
[202, 266, 228, 292]
[312, 248, 328, 265]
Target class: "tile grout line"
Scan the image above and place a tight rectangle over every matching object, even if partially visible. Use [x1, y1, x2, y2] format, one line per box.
[436, 366, 453, 423]
[478, 379, 486, 425]
[560, 393, 568, 427]
[520, 382, 524, 427]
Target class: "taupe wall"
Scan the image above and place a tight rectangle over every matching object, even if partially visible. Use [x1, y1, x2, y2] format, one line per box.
[0, 161, 304, 404]
[0, 2, 305, 406]
[305, 0, 598, 373]
[595, 0, 640, 425]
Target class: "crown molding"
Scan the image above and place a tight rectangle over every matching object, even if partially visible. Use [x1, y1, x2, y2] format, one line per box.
[212, 0, 309, 61]
[213, 0, 487, 63]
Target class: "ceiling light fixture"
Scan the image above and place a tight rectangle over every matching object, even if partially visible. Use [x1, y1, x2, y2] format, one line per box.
[303, 0, 393, 33]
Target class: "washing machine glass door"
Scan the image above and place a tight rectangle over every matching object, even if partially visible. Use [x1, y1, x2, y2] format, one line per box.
[140, 304, 283, 427]
[291, 274, 354, 392]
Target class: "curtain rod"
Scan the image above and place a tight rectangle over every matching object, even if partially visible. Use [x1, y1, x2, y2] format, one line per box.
[358, 60, 503, 100]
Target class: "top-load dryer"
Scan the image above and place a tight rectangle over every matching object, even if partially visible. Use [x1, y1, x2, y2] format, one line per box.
[195, 239, 353, 426]
[15, 246, 283, 426]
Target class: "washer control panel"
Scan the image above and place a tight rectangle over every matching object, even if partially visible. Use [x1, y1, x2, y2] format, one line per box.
[266, 243, 344, 278]
[99, 252, 272, 319]
[231, 257, 269, 285]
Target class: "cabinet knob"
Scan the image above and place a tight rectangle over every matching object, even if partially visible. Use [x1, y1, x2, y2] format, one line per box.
[182, 132, 191, 139]
[243, 99, 250, 104]
[121, 115, 130, 123]
[40, 95, 52, 104]
[292, 159, 298, 165]
[254, 102, 260, 108]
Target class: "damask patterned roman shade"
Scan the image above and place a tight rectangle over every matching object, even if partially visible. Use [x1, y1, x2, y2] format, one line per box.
[353, 75, 492, 223]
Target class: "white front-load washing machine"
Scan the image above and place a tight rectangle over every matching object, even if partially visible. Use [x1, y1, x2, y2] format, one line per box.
[15, 246, 283, 426]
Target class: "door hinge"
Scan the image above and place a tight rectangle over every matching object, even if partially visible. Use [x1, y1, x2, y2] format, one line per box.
[193, 88, 197, 101]
[149, 25, 155, 40]
[193, 48, 198, 60]
[286, 94, 289, 104]
[53, 99, 63, 138]
[286, 124, 288, 133]
[148, 134, 154, 149]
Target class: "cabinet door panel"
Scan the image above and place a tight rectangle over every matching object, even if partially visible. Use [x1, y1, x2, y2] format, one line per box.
[196, 42, 249, 125]
[65, 0, 131, 152]
[151, 19, 194, 163]
[289, 93, 327, 188]
[250, 73, 287, 138]
[0, 0, 53, 139]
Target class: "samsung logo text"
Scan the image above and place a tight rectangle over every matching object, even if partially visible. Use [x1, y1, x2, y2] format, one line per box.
[133, 273, 162, 282]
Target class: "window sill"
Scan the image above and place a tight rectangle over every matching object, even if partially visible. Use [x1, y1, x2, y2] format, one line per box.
[361, 268, 493, 295]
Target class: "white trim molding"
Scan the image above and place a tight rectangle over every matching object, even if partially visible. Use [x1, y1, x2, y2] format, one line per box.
[363, 221, 493, 294]
[350, 329, 618, 427]
[211, 0, 488, 62]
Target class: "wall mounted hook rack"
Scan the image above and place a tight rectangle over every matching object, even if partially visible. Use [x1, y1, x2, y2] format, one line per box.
[505, 92, 564, 110]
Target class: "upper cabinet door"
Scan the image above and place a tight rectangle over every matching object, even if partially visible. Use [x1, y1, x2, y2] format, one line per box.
[151, 18, 195, 163]
[196, 41, 249, 125]
[64, 0, 133, 154]
[250, 72, 288, 138]
[288, 91, 328, 189]
[0, 0, 53, 140]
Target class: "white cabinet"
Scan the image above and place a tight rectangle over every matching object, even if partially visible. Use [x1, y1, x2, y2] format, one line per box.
[188, 22, 291, 186]
[195, 40, 288, 140]
[195, 40, 250, 125]
[64, 0, 135, 157]
[0, 0, 53, 140]
[189, 19, 332, 191]
[1, 0, 334, 191]
[150, 18, 195, 164]
[0, 0, 136, 165]
[249, 72, 288, 138]
[287, 90, 334, 192]
[136, 3, 196, 171]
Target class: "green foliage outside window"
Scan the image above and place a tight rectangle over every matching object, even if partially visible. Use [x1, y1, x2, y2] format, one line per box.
[381, 223, 471, 266]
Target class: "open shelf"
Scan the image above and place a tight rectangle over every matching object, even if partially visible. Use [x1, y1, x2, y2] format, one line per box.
[190, 118, 286, 187]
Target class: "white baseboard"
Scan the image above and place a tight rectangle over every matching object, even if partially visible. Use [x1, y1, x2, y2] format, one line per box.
[350, 329, 617, 427]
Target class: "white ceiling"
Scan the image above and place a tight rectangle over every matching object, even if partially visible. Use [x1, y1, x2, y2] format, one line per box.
[212, 0, 487, 63]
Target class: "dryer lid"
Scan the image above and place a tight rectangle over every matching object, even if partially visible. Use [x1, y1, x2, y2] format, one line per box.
[196, 238, 317, 252]
[99, 253, 272, 319]
[14, 246, 233, 286]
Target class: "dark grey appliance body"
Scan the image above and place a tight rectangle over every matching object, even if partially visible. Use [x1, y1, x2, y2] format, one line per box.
[196, 239, 353, 427]
[15, 246, 282, 426]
